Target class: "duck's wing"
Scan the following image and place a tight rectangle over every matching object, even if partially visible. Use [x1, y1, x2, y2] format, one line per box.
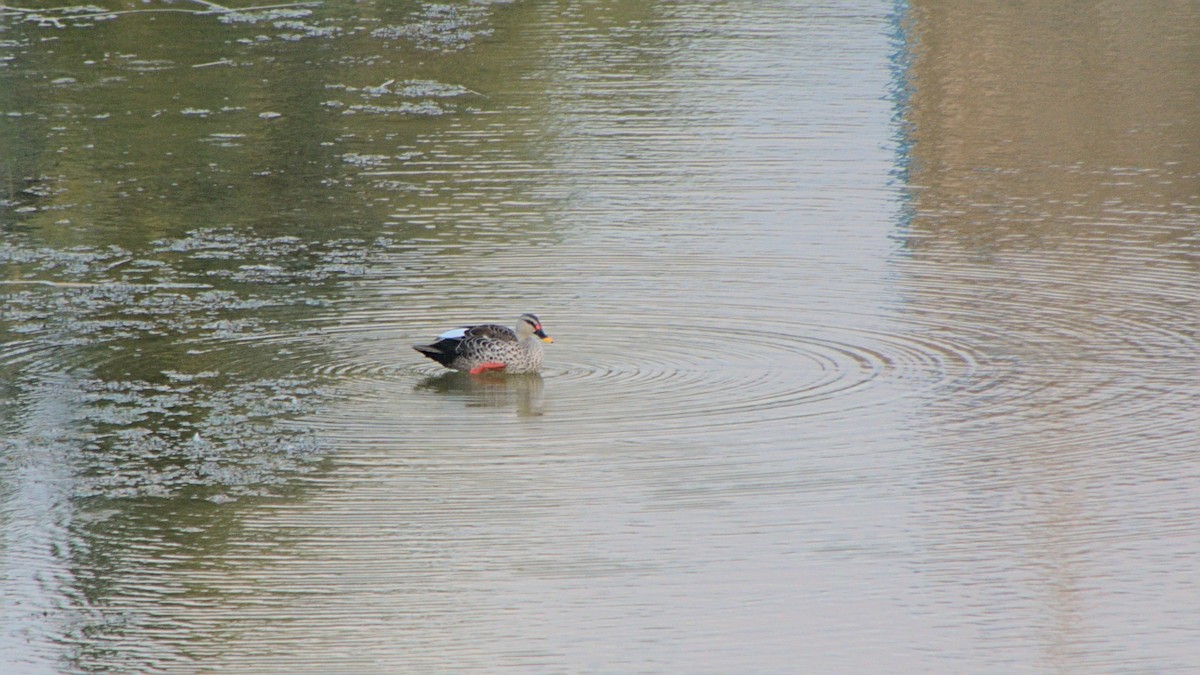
[461, 323, 519, 344]
[436, 327, 470, 341]
[414, 323, 519, 368]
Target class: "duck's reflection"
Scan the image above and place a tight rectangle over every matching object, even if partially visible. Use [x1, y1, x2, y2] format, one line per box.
[415, 371, 546, 417]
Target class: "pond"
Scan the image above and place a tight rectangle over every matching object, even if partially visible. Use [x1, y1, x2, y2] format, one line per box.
[2, 0, 1198, 671]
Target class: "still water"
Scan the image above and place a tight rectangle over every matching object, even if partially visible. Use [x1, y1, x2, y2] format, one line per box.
[2, 0, 1198, 672]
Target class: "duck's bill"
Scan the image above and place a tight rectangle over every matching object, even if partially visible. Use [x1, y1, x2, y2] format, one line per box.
[535, 329, 554, 343]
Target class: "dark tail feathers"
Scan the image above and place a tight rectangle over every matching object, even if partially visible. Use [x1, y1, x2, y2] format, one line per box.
[414, 343, 456, 367]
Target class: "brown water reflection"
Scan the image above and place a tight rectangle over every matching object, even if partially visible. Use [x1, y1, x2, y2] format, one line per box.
[898, 2, 1200, 670]
[1, 0, 1198, 672]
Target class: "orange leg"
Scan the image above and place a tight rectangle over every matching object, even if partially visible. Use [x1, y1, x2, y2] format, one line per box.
[469, 361, 507, 375]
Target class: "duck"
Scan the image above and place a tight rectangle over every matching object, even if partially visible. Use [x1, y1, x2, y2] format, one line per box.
[413, 313, 554, 374]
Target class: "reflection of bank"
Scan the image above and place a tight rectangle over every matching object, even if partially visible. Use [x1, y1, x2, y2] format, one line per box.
[892, 3, 1200, 672]
[416, 371, 546, 418]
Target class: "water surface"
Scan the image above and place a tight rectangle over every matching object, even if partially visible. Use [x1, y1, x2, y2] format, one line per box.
[2, 0, 1198, 672]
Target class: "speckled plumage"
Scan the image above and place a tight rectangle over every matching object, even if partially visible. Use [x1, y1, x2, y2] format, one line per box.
[414, 313, 553, 374]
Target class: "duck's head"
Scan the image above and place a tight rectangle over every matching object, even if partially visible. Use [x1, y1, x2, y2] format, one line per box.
[518, 313, 554, 343]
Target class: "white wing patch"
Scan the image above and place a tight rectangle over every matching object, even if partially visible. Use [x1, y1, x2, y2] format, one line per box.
[438, 327, 469, 340]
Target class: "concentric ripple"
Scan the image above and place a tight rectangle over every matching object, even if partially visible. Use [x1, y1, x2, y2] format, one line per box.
[292, 301, 992, 451]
